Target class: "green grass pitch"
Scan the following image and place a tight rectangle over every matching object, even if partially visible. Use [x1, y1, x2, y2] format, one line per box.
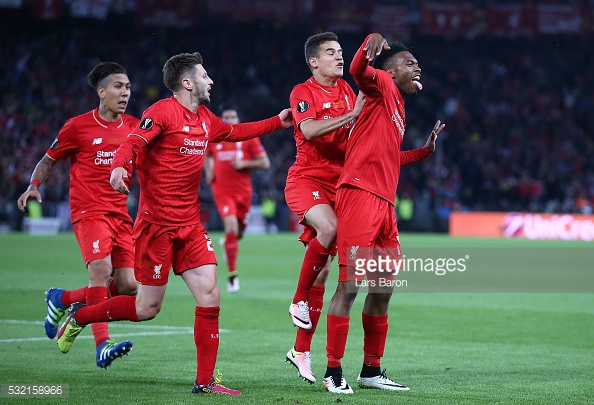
[0, 232, 593, 404]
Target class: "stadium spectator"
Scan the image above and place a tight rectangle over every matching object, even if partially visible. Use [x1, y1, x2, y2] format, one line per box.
[55, 52, 292, 396]
[16, 62, 138, 369]
[204, 104, 271, 293]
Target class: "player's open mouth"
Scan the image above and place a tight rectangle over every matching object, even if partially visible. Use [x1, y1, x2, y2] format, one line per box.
[118, 101, 127, 108]
[412, 75, 422, 90]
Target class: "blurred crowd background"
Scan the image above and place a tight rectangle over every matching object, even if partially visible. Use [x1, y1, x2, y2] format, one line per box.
[1, 0, 593, 233]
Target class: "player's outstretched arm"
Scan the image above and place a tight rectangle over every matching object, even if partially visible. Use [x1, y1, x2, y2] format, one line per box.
[400, 120, 445, 166]
[299, 93, 366, 140]
[425, 120, 445, 154]
[278, 108, 293, 128]
[17, 155, 58, 212]
[110, 167, 130, 195]
[363, 33, 391, 61]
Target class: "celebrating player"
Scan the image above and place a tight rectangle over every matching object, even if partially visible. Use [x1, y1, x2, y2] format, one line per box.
[17, 62, 138, 369]
[323, 33, 444, 394]
[204, 104, 271, 293]
[55, 52, 292, 396]
[284, 32, 365, 384]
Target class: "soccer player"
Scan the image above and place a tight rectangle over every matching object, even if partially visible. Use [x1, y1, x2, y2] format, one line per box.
[56, 52, 292, 396]
[17, 62, 138, 369]
[284, 32, 364, 384]
[204, 104, 271, 293]
[323, 33, 444, 394]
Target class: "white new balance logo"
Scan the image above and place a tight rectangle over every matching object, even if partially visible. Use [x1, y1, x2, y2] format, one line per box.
[92, 138, 103, 145]
[153, 264, 162, 279]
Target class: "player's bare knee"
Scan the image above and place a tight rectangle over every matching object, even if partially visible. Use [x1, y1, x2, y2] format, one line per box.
[87, 260, 113, 285]
[316, 221, 337, 247]
[137, 302, 162, 321]
[201, 286, 220, 307]
[117, 282, 138, 296]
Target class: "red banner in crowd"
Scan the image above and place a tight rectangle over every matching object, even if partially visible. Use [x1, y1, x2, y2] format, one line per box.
[32, 0, 63, 20]
[486, 3, 536, 36]
[136, 0, 199, 27]
[420, 2, 476, 36]
[450, 212, 594, 242]
[369, 4, 410, 40]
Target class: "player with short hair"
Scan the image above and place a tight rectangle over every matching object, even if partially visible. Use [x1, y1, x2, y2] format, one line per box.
[17, 62, 138, 369]
[55, 52, 292, 396]
[284, 32, 365, 384]
[204, 104, 271, 293]
[323, 33, 444, 394]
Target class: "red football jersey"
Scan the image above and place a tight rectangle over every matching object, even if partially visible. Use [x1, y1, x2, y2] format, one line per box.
[338, 34, 428, 203]
[111, 96, 281, 226]
[208, 138, 266, 197]
[45, 109, 139, 223]
[287, 77, 357, 190]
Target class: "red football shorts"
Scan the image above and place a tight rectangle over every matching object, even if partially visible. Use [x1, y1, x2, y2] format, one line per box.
[285, 178, 337, 255]
[335, 186, 400, 282]
[72, 215, 134, 269]
[212, 190, 251, 227]
[132, 218, 217, 286]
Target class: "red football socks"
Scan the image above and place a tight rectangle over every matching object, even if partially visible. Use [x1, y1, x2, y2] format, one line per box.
[194, 306, 220, 386]
[326, 314, 350, 368]
[61, 286, 88, 307]
[362, 313, 388, 367]
[108, 278, 120, 298]
[86, 286, 110, 346]
[292, 238, 331, 303]
[295, 285, 325, 352]
[224, 233, 238, 274]
[76, 295, 138, 324]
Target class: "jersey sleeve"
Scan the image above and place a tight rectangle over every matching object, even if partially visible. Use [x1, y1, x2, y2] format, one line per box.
[112, 103, 170, 168]
[290, 84, 317, 130]
[400, 146, 430, 166]
[350, 34, 383, 97]
[45, 118, 80, 161]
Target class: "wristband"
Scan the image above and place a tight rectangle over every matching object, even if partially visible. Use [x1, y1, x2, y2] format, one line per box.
[30, 179, 41, 188]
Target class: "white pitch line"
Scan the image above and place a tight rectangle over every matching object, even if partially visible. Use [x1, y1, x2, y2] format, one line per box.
[0, 331, 193, 343]
[0, 319, 229, 343]
[0, 319, 194, 330]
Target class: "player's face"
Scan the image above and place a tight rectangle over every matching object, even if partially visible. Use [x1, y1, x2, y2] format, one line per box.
[99, 73, 131, 115]
[221, 109, 239, 124]
[312, 41, 344, 79]
[192, 64, 213, 105]
[389, 51, 422, 96]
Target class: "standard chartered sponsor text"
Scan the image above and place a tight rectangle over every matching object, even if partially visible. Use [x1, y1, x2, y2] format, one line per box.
[354, 255, 469, 276]
[95, 150, 115, 165]
[180, 138, 208, 155]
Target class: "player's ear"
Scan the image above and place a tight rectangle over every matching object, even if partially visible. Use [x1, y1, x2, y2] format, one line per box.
[182, 78, 192, 91]
[309, 57, 318, 70]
